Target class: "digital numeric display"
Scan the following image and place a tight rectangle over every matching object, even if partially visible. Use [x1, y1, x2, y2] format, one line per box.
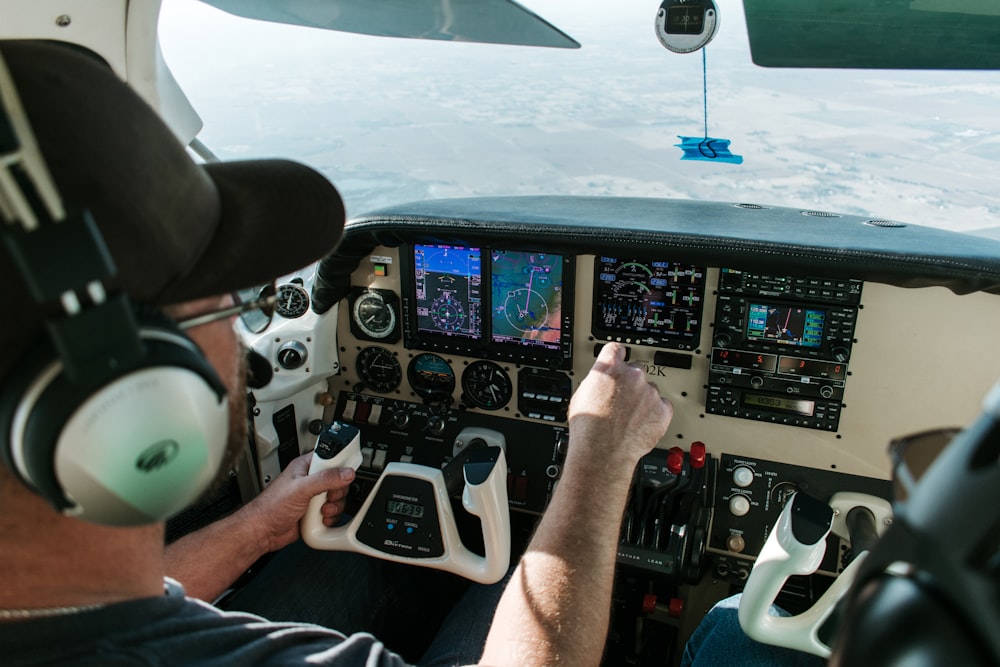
[386, 499, 425, 519]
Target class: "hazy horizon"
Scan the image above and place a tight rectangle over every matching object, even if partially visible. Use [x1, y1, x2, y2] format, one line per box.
[159, 0, 1000, 237]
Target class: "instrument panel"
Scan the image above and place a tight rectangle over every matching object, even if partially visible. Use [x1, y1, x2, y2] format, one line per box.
[224, 220, 1000, 667]
[328, 241, 1000, 485]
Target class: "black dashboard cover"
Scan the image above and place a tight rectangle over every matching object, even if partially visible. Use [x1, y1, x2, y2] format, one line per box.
[312, 196, 1000, 312]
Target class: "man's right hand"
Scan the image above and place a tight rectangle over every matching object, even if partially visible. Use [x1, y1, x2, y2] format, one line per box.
[567, 342, 674, 473]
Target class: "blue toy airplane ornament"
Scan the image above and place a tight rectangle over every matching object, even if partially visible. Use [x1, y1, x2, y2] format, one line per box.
[674, 46, 742, 164]
[676, 136, 743, 164]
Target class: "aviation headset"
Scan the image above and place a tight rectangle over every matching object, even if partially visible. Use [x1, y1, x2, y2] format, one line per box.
[0, 50, 229, 526]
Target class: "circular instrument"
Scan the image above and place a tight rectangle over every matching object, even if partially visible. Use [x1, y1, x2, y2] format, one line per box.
[461, 360, 513, 410]
[655, 0, 719, 54]
[352, 290, 397, 339]
[407, 353, 455, 401]
[356, 346, 402, 394]
[275, 283, 310, 319]
[430, 293, 467, 332]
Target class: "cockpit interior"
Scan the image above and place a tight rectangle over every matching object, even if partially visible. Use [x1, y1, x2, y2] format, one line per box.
[232, 193, 1000, 663]
[3, 1, 1000, 665]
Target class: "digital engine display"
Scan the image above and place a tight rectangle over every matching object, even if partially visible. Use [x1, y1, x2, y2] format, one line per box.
[413, 243, 482, 340]
[746, 303, 825, 348]
[594, 257, 705, 349]
[490, 250, 563, 351]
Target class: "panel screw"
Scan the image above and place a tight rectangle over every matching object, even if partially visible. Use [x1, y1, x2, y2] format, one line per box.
[56, 15, 71, 27]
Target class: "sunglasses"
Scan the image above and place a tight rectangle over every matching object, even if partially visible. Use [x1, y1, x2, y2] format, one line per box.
[176, 282, 278, 331]
[888, 427, 962, 501]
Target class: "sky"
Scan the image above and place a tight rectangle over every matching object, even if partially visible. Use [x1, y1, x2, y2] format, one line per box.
[158, 0, 1000, 236]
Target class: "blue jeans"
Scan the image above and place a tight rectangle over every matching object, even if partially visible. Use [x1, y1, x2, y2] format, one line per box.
[220, 539, 506, 666]
[681, 595, 827, 667]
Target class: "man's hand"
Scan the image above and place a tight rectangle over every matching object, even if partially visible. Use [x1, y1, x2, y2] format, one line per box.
[242, 451, 356, 555]
[481, 343, 673, 667]
[567, 342, 674, 474]
[165, 450, 355, 602]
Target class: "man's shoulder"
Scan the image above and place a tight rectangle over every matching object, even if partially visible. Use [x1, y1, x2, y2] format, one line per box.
[0, 581, 412, 667]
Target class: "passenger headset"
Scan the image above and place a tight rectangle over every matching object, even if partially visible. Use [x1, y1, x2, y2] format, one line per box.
[0, 52, 229, 526]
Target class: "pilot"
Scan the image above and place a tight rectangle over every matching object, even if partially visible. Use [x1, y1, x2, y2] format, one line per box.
[0, 40, 672, 666]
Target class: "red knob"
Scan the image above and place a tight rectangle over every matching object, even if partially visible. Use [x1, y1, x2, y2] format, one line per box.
[668, 597, 684, 618]
[689, 441, 707, 469]
[667, 447, 684, 475]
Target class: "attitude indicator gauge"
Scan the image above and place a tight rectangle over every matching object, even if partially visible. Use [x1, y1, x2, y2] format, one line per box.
[461, 360, 513, 411]
[356, 346, 402, 394]
[350, 288, 400, 342]
[408, 353, 456, 401]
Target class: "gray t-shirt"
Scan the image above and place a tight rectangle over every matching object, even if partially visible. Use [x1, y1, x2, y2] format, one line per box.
[0, 580, 412, 666]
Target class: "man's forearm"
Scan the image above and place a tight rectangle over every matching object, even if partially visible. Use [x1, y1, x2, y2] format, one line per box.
[480, 454, 636, 666]
[164, 505, 267, 603]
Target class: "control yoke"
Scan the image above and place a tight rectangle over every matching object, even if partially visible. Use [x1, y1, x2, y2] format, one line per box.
[300, 422, 511, 584]
[738, 491, 892, 657]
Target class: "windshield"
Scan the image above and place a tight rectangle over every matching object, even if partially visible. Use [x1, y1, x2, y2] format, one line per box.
[159, 0, 1000, 238]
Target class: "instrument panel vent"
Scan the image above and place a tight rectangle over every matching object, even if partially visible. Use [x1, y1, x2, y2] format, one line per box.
[863, 219, 906, 228]
[801, 210, 841, 218]
[734, 203, 769, 210]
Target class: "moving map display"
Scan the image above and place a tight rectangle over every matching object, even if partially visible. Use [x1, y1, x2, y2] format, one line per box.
[745, 303, 825, 348]
[490, 250, 563, 351]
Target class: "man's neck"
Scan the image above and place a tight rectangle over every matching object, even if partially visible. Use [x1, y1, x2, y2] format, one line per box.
[0, 479, 167, 614]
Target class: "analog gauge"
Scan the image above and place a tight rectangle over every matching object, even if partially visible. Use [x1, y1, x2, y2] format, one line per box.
[275, 283, 309, 319]
[461, 360, 512, 410]
[407, 353, 455, 401]
[356, 346, 402, 394]
[352, 289, 398, 340]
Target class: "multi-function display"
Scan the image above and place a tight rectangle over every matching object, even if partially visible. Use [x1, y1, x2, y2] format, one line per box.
[592, 256, 705, 350]
[745, 303, 825, 348]
[490, 250, 563, 352]
[402, 244, 574, 368]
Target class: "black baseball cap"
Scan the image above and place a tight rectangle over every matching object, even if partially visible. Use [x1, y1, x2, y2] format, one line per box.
[0, 40, 346, 384]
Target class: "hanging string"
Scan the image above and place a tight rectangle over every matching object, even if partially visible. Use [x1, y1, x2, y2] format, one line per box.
[699, 49, 716, 157]
[674, 45, 742, 164]
[702, 48, 709, 140]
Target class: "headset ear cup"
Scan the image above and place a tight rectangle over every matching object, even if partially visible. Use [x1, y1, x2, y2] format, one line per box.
[1, 312, 230, 525]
